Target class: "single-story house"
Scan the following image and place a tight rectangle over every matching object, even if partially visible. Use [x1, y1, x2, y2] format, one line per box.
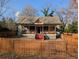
[17, 16, 62, 34]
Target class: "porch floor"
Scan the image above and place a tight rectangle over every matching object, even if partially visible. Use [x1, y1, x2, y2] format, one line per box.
[22, 34, 56, 39]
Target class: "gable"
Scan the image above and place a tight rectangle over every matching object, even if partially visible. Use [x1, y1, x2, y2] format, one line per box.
[34, 19, 43, 24]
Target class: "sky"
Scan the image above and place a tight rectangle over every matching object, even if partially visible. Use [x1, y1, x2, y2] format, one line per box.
[7, 0, 71, 16]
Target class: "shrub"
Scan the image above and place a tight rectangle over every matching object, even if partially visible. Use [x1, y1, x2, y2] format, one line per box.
[71, 21, 78, 33]
[64, 24, 72, 33]
[64, 21, 78, 33]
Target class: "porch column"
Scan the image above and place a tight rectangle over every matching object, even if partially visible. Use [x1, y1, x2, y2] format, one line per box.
[55, 25, 56, 32]
[48, 25, 50, 33]
[42, 25, 43, 34]
[35, 25, 36, 34]
[29, 25, 30, 33]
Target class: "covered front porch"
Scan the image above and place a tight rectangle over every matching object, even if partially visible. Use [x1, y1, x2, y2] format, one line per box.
[21, 24, 58, 39]
[22, 24, 57, 34]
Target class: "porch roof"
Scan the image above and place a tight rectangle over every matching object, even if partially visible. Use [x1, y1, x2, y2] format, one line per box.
[17, 16, 62, 25]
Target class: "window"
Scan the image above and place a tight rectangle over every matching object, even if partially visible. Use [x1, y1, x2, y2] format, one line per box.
[50, 26, 55, 31]
[30, 26, 35, 31]
[44, 26, 48, 31]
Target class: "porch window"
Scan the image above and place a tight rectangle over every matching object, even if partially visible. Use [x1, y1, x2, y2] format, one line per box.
[30, 26, 35, 31]
[44, 26, 48, 31]
[50, 26, 55, 31]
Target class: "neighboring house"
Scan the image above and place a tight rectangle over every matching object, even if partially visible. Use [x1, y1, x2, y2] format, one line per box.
[17, 16, 62, 34]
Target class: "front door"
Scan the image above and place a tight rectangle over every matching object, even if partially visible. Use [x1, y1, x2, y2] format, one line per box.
[36, 27, 42, 33]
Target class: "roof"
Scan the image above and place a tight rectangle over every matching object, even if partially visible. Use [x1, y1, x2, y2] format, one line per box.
[17, 16, 62, 25]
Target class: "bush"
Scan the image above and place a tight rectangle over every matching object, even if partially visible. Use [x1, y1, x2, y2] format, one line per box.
[60, 25, 65, 33]
[0, 28, 10, 32]
[0, 17, 16, 31]
[64, 24, 72, 33]
[64, 21, 78, 33]
[71, 21, 78, 33]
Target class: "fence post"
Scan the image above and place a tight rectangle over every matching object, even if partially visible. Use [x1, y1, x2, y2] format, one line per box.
[65, 34, 68, 59]
[66, 40, 68, 59]
[12, 40, 15, 50]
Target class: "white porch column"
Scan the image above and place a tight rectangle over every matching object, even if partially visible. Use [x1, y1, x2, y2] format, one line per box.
[35, 25, 36, 34]
[55, 25, 57, 32]
[48, 25, 50, 33]
[42, 25, 43, 34]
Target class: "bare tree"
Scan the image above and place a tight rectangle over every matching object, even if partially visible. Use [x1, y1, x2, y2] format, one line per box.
[19, 5, 38, 23]
[70, 0, 78, 9]
[59, 0, 78, 32]
[0, 0, 10, 18]
[21, 5, 37, 16]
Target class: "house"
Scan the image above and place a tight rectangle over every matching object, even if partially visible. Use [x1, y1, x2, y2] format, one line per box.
[17, 16, 62, 34]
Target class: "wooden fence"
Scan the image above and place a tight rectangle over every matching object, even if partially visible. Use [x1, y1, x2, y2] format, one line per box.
[0, 35, 78, 59]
